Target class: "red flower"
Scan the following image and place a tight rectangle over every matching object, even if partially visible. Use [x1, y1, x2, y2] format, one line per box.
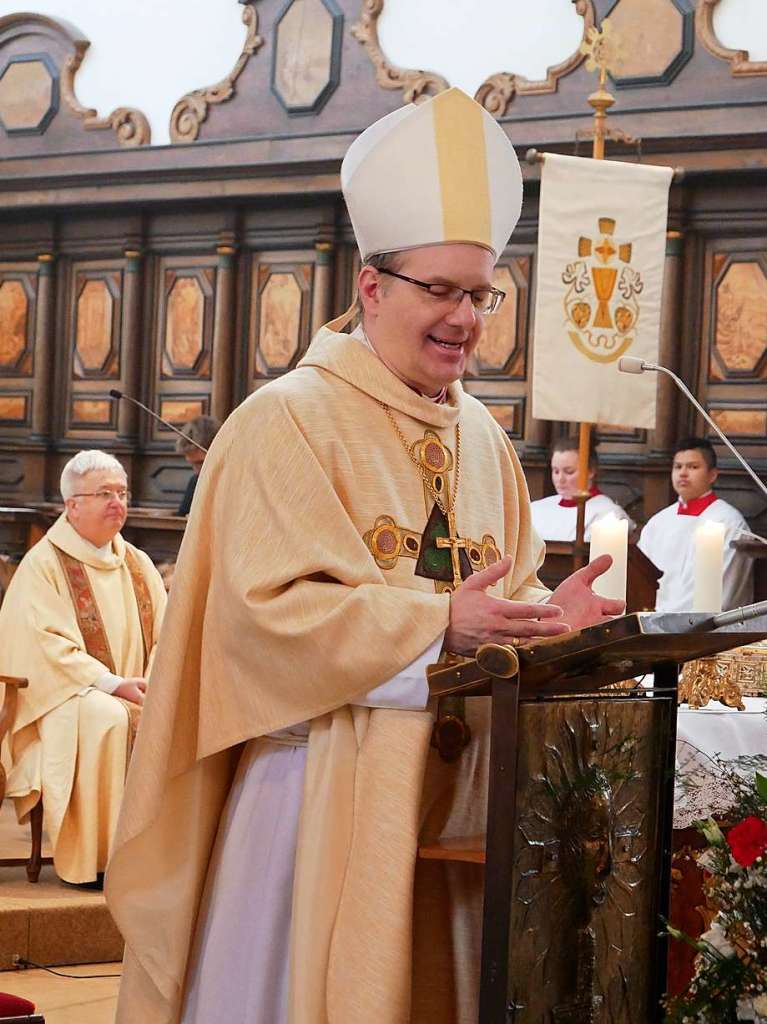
[727, 816, 767, 867]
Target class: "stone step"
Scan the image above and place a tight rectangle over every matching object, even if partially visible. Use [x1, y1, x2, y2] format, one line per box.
[0, 865, 123, 971]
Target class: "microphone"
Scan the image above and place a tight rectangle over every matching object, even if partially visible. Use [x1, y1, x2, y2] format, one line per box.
[617, 358, 767, 500]
[109, 389, 208, 454]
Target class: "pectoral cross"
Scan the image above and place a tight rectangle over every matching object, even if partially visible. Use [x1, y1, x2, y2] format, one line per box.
[435, 507, 469, 589]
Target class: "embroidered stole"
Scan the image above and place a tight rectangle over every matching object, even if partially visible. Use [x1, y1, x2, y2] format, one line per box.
[52, 545, 153, 756]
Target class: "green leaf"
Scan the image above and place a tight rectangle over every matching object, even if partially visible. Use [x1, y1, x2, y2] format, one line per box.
[695, 817, 726, 846]
[756, 771, 767, 803]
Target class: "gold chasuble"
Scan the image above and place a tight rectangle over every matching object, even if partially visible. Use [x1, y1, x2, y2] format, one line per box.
[106, 326, 547, 1024]
[0, 514, 166, 882]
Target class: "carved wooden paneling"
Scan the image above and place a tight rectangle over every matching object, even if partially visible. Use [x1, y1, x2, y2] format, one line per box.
[70, 396, 115, 429]
[64, 260, 124, 440]
[696, 238, 767, 500]
[0, 273, 34, 375]
[159, 397, 207, 425]
[74, 276, 120, 377]
[0, 393, 29, 425]
[466, 257, 530, 380]
[485, 398, 525, 439]
[710, 405, 767, 437]
[710, 257, 767, 380]
[0, 54, 58, 134]
[606, 0, 694, 88]
[0, 262, 37, 444]
[151, 255, 217, 447]
[164, 274, 211, 376]
[249, 254, 314, 384]
[272, 0, 343, 114]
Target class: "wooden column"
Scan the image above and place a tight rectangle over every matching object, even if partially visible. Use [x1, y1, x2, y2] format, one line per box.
[651, 231, 685, 455]
[211, 244, 236, 422]
[645, 230, 685, 518]
[30, 253, 55, 442]
[118, 249, 143, 441]
[310, 241, 334, 334]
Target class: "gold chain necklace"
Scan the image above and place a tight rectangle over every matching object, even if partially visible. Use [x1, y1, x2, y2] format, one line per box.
[378, 402, 466, 589]
[377, 402, 461, 515]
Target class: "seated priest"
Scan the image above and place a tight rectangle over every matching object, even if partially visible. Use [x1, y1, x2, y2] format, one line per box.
[176, 415, 220, 516]
[530, 435, 635, 541]
[0, 450, 166, 884]
[106, 88, 623, 1024]
[639, 436, 753, 611]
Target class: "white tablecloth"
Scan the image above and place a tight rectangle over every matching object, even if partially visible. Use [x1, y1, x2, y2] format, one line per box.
[674, 697, 766, 828]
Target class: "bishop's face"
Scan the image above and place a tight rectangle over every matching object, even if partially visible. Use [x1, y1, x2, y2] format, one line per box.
[359, 243, 494, 396]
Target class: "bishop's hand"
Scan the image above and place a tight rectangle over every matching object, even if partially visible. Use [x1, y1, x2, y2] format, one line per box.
[547, 553, 626, 630]
[444, 556, 570, 657]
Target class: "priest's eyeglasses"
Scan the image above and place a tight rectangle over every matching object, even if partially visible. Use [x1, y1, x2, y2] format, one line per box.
[376, 268, 506, 315]
[72, 489, 131, 503]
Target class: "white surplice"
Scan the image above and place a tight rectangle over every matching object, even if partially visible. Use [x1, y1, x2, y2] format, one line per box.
[180, 636, 442, 1024]
[638, 497, 753, 611]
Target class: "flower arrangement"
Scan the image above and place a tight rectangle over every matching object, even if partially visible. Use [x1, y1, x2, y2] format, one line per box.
[666, 761, 767, 1023]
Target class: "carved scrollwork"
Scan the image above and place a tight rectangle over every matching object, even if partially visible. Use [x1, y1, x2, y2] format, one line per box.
[84, 107, 150, 147]
[678, 643, 767, 710]
[474, 0, 596, 117]
[170, 0, 264, 144]
[0, 13, 150, 147]
[696, 0, 767, 77]
[352, 0, 448, 104]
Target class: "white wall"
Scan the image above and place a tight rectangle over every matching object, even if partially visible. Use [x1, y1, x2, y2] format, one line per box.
[378, 0, 584, 95]
[0, 0, 763, 147]
[714, 0, 767, 61]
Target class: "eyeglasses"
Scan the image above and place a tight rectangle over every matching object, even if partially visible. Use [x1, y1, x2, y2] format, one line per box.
[377, 268, 506, 315]
[72, 489, 131, 503]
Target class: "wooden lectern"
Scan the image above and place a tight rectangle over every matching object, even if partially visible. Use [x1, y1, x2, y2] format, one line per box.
[423, 610, 767, 1023]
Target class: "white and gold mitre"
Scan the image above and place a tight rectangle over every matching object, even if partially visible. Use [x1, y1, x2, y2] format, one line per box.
[341, 87, 522, 262]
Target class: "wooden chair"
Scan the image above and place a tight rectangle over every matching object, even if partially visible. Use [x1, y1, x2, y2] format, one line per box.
[0, 675, 50, 883]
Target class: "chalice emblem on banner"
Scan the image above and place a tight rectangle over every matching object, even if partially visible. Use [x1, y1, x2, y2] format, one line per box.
[561, 217, 643, 363]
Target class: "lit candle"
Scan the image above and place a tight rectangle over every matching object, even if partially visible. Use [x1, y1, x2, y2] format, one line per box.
[589, 513, 628, 602]
[693, 520, 725, 613]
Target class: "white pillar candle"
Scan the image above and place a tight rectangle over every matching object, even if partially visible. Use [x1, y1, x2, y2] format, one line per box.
[588, 513, 628, 603]
[693, 520, 725, 613]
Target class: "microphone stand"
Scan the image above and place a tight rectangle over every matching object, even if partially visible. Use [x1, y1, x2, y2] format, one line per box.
[620, 361, 767, 500]
[109, 390, 208, 454]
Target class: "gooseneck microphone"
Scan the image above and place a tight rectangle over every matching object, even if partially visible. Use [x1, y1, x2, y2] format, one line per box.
[109, 389, 208, 454]
[618, 357, 767, 501]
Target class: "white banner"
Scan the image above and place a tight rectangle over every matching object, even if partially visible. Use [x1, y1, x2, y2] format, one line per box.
[532, 153, 673, 429]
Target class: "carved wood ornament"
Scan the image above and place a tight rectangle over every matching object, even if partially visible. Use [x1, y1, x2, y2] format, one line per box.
[696, 0, 767, 76]
[170, 0, 264, 144]
[352, 0, 448, 104]
[475, 0, 596, 116]
[0, 14, 150, 146]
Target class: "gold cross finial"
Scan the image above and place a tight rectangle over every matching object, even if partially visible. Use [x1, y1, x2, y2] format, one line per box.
[580, 19, 623, 84]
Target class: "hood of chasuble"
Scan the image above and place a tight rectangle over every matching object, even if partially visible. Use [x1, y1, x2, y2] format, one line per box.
[47, 512, 126, 570]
